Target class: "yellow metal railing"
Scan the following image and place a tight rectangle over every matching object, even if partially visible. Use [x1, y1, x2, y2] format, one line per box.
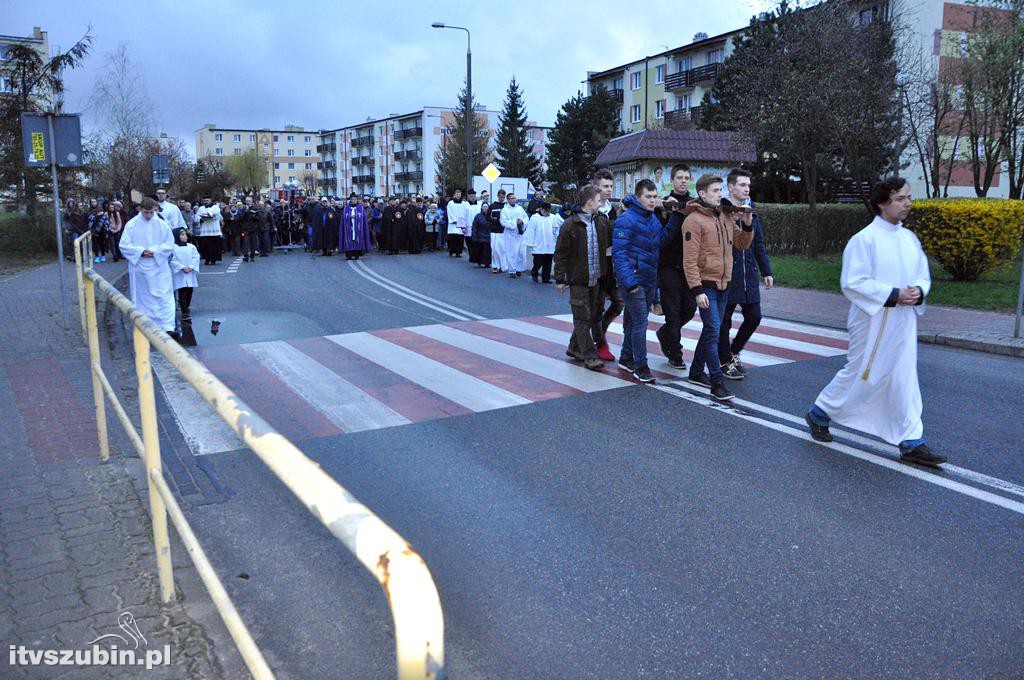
[72, 233, 445, 680]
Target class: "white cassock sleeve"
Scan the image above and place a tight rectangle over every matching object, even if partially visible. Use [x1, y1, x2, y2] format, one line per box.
[522, 215, 539, 248]
[908, 231, 931, 312]
[840, 231, 896, 318]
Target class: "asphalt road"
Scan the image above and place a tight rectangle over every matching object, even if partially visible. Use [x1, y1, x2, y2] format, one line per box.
[145, 246, 1024, 679]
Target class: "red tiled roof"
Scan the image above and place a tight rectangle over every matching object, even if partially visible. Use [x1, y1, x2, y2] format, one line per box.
[596, 129, 756, 166]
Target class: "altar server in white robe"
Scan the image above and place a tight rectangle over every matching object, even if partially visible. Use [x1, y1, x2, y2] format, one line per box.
[155, 187, 186, 231]
[805, 177, 945, 467]
[171, 227, 200, 322]
[522, 202, 559, 283]
[500, 193, 529, 277]
[120, 197, 177, 332]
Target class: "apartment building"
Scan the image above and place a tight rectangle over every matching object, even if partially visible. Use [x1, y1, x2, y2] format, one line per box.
[586, 28, 742, 134]
[194, 124, 320, 193]
[1, 26, 51, 99]
[316, 107, 547, 198]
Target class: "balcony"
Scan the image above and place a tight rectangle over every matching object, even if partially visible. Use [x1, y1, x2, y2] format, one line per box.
[394, 127, 423, 139]
[664, 70, 694, 91]
[317, 161, 336, 170]
[316, 142, 337, 154]
[351, 135, 374, 147]
[608, 88, 624, 103]
[317, 178, 334, 188]
[352, 174, 375, 184]
[351, 155, 374, 166]
[394, 149, 421, 161]
[690, 63, 722, 83]
[394, 171, 423, 182]
[664, 107, 703, 130]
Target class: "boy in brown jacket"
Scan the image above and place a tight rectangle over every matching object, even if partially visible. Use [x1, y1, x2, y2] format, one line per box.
[681, 174, 754, 401]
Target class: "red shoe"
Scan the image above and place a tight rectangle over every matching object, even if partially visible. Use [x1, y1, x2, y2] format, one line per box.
[596, 344, 615, 362]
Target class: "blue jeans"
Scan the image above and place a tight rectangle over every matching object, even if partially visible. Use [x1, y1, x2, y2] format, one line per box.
[618, 285, 655, 366]
[691, 286, 729, 383]
[808, 405, 926, 451]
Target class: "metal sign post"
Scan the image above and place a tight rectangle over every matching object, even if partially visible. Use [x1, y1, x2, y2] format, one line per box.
[1015, 237, 1023, 339]
[22, 112, 84, 330]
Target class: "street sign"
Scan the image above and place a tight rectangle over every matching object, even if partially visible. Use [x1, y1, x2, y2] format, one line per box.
[20, 112, 83, 167]
[482, 163, 501, 184]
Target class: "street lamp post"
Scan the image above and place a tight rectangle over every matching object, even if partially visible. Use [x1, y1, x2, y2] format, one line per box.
[432, 22, 472, 194]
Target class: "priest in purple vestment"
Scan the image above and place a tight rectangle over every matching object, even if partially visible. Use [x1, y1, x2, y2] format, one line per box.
[340, 194, 372, 260]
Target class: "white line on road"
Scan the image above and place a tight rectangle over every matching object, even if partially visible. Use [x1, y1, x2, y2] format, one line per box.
[350, 260, 487, 320]
[652, 382, 1024, 516]
[347, 261, 472, 321]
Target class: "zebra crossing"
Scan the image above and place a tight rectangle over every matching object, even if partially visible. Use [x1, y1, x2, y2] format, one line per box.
[155, 314, 849, 456]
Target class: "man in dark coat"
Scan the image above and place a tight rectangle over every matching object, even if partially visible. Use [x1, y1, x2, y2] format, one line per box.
[340, 194, 372, 260]
[384, 199, 407, 255]
[718, 168, 773, 380]
[405, 197, 427, 254]
[655, 163, 698, 371]
[318, 198, 340, 256]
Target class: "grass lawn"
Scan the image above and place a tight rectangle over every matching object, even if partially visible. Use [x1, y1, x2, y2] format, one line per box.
[771, 252, 1022, 313]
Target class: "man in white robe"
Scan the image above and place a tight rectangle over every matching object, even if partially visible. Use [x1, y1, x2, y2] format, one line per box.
[500, 193, 529, 277]
[119, 197, 177, 333]
[805, 177, 945, 467]
[522, 202, 559, 283]
[155, 187, 186, 231]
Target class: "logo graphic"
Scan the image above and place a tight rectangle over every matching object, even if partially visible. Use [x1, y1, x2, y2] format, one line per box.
[89, 611, 148, 649]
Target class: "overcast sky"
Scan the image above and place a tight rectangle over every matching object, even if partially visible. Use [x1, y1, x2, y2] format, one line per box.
[9, 0, 770, 157]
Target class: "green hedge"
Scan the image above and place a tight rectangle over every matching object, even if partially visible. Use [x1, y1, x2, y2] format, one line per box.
[0, 212, 59, 254]
[757, 203, 870, 256]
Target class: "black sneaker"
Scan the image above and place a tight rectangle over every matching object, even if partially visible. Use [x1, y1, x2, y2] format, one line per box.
[732, 353, 747, 376]
[900, 444, 947, 467]
[632, 362, 655, 383]
[722, 360, 744, 381]
[617, 356, 635, 372]
[584, 358, 605, 371]
[666, 356, 687, 371]
[710, 381, 734, 402]
[687, 373, 712, 388]
[805, 412, 833, 442]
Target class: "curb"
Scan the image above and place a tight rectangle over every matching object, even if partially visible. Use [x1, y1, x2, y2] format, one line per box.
[917, 331, 1024, 358]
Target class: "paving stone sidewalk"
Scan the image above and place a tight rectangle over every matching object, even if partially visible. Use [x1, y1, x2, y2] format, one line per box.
[761, 285, 1024, 357]
[0, 261, 246, 679]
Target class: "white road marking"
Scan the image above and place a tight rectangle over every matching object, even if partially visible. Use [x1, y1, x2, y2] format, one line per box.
[407, 324, 631, 392]
[242, 340, 410, 432]
[652, 382, 1024, 516]
[347, 261, 472, 321]
[350, 260, 486, 320]
[605, 321, 789, 367]
[326, 331, 530, 411]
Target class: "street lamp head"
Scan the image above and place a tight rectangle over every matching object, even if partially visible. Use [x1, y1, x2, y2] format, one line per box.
[431, 22, 445, 28]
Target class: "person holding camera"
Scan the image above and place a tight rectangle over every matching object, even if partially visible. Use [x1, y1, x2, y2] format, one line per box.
[240, 196, 261, 262]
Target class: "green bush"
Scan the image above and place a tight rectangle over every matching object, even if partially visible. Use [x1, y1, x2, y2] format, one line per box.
[904, 199, 1024, 281]
[757, 203, 870, 255]
[0, 213, 59, 254]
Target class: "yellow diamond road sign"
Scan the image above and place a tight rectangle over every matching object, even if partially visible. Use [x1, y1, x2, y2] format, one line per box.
[482, 163, 501, 184]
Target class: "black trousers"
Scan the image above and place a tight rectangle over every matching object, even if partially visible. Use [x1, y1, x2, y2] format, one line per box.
[655, 267, 698, 361]
[531, 254, 553, 282]
[177, 287, 194, 318]
[719, 302, 762, 365]
[447, 233, 464, 256]
[567, 285, 603, 360]
[242, 232, 258, 259]
[598, 258, 623, 347]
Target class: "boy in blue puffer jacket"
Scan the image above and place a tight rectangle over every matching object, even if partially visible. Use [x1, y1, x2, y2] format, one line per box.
[611, 178, 684, 383]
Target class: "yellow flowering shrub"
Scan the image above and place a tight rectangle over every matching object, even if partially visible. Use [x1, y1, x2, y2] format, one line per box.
[905, 199, 1024, 281]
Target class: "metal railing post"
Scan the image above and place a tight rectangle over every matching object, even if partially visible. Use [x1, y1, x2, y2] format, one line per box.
[83, 277, 110, 461]
[73, 233, 87, 340]
[133, 326, 175, 602]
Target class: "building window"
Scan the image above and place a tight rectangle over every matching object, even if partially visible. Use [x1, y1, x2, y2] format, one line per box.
[0, 76, 12, 93]
[304, 149, 312, 156]
[612, 76, 623, 90]
[263, 143, 269, 151]
[630, 105, 642, 123]
[288, 162, 295, 169]
[305, 163, 313, 170]
[676, 56, 692, 73]
[655, 100, 665, 118]
[288, 176, 295, 182]
[249, 133, 256, 142]
[273, 134, 279, 142]
[232, 133, 241, 142]
[678, 93, 691, 111]
[287, 149, 295, 157]
[214, 133, 223, 141]
[274, 175, 281, 184]
[707, 48, 724, 65]
[304, 135, 311, 142]
[287, 135, 294, 142]
[655, 65, 665, 84]
[233, 147, 242, 155]
[274, 162, 280, 169]
[215, 147, 223, 156]
[631, 71, 642, 90]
